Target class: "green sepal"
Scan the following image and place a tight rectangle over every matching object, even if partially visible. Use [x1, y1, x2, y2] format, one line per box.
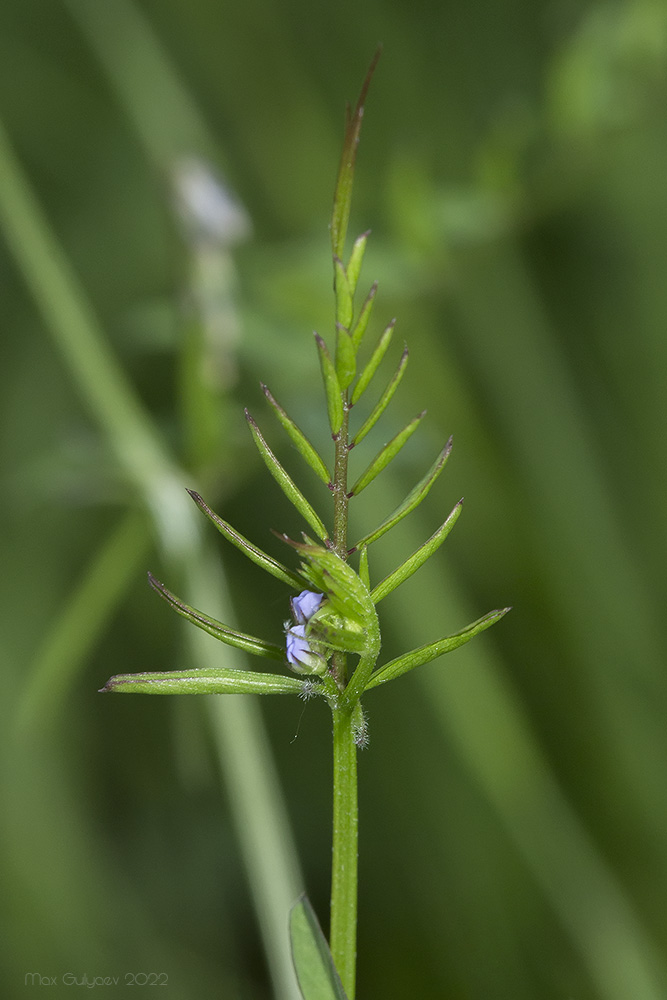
[279, 536, 379, 648]
[187, 490, 304, 589]
[352, 438, 453, 550]
[350, 281, 377, 350]
[358, 545, 370, 590]
[349, 410, 425, 496]
[334, 256, 353, 332]
[352, 345, 409, 446]
[371, 499, 463, 603]
[335, 323, 356, 391]
[331, 47, 381, 260]
[245, 410, 329, 542]
[261, 383, 331, 485]
[365, 607, 511, 691]
[350, 318, 394, 406]
[315, 334, 344, 435]
[101, 667, 309, 696]
[346, 230, 370, 296]
[290, 894, 350, 1000]
[148, 572, 284, 660]
[308, 609, 367, 655]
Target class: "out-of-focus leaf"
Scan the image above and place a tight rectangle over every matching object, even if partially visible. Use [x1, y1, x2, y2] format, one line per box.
[187, 490, 304, 589]
[262, 383, 331, 484]
[148, 572, 285, 659]
[353, 439, 453, 549]
[101, 667, 308, 696]
[365, 608, 511, 690]
[245, 409, 329, 542]
[370, 500, 463, 603]
[290, 894, 349, 1000]
[350, 319, 394, 406]
[352, 345, 409, 445]
[350, 410, 425, 495]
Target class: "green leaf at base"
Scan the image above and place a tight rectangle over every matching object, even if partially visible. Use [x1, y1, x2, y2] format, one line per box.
[100, 667, 309, 696]
[290, 895, 350, 1000]
[365, 607, 511, 690]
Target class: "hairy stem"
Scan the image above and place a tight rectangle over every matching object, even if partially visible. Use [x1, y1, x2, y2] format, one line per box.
[329, 704, 358, 999]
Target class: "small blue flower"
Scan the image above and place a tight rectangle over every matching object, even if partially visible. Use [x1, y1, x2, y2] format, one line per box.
[286, 624, 327, 675]
[290, 590, 324, 625]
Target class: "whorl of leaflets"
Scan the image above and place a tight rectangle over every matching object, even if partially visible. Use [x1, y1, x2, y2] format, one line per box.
[101, 46, 509, 726]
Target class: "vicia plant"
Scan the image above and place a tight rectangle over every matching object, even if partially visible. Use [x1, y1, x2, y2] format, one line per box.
[102, 50, 509, 1000]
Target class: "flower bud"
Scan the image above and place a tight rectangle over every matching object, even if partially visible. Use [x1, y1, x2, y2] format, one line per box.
[286, 625, 327, 676]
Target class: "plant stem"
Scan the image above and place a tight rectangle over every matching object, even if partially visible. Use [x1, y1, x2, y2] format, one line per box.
[332, 402, 350, 558]
[330, 703, 358, 999]
[327, 383, 359, 996]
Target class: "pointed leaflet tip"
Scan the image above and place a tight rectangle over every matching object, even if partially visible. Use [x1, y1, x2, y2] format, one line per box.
[370, 498, 464, 603]
[350, 280, 378, 351]
[349, 410, 426, 496]
[245, 411, 330, 542]
[352, 341, 409, 444]
[260, 382, 332, 484]
[350, 318, 395, 405]
[365, 606, 511, 691]
[353, 440, 453, 549]
[186, 489, 304, 588]
[147, 571, 285, 660]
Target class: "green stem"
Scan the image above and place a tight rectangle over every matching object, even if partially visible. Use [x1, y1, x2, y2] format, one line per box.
[327, 372, 358, 995]
[329, 704, 358, 999]
[332, 401, 350, 558]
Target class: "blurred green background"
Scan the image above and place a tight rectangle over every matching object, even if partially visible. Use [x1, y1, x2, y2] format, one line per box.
[2, 1, 667, 998]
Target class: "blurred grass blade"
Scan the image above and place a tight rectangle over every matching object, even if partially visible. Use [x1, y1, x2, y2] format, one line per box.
[18, 509, 150, 733]
[346, 231, 370, 296]
[350, 319, 394, 406]
[350, 410, 425, 496]
[353, 439, 453, 550]
[262, 383, 331, 485]
[315, 333, 344, 435]
[352, 345, 409, 445]
[101, 667, 306, 696]
[149, 572, 285, 659]
[0, 109, 303, 1000]
[350, 281, 377, 350]
[370, 500, 463, 603]
[335, 324, 356, 391]
[245, 410, 329, 542]
[366, 608, 511, 690]
[290, 895, 350, 1000]
[331, 46, 381, 260]
[334, 256, 353, 331]
[187, 490, 304, 588]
